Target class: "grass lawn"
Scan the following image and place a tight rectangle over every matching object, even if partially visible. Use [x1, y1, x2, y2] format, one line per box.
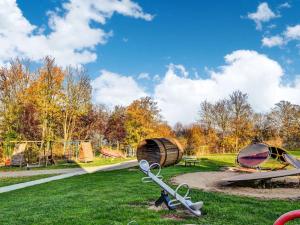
[0, 157, 133, 172]
[0, 174, 58, 188]
[0, 153, 300, 225]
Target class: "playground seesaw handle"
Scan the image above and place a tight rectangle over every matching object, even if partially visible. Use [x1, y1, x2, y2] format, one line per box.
[274, 210, 300, 225]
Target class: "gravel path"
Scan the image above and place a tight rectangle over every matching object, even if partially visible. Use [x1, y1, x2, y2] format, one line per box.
[0, 160, 138, 193]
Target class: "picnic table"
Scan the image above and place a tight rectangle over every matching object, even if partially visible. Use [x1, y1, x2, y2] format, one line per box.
[183, 156, 200, 167]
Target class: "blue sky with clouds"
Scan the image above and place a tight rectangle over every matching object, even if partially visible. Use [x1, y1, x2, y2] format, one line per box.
[2, 0, 300, 124]
[16, 0, 300, 79]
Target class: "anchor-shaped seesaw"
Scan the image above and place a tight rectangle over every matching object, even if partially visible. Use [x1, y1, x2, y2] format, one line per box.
[139, 160, 203, 216]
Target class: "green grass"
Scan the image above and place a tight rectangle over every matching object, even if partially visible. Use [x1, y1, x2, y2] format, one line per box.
[0, 157, 133, 172]
[0, 174, 58, 187]
[288, 149, 300, 157]
[0, 154, 300, 225]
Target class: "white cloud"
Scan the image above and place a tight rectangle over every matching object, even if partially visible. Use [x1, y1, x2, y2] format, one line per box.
[168, 63, 189, 78]
[284, 24, 300, 40]
[247, 2, 277, 30]
[153, 74, 161, 82]
[154, 50, 300, 125]
[278, 2, 291, 9]
[90, 50, 300, 125]
[192, 68, 200, 78]
[261, 24, 300, 49]
[91, 70, 147, 107]
[262, 35, 284, 47]
[137, 72, 150, 80]
[0, 0, 153, 66]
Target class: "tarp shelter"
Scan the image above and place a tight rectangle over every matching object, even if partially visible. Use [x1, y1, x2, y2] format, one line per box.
[11, 143, 27, 167]
[78, 142, 94, 163]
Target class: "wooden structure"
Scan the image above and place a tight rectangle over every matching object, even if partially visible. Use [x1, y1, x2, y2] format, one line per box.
[137, 138, 183, 167]
[11, 143, 27, 167]
[100, 148, 124, 158]
[78, 141, 94, 163]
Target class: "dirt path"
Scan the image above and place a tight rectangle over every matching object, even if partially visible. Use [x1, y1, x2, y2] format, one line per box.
[172, 171, 300, 200]
[0, 160, 138, 193]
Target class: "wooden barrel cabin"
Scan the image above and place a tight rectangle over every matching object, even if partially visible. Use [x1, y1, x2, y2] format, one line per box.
[137, 138, 183, 167]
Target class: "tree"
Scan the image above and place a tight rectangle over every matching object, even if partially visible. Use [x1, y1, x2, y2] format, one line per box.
[199, 100, 220, 151]
[105, 106, 127, 147]
[199, 100, 214, 132]
[27, 57, 64, 152]
[212, 99, 231, 152]
[0, 59, 32, 159]
[125, 97, 161, 148]
[269, 101, 300, 148]
[154, 122, 174, 138]
[61, 67, 91, 152]
[75, 104, 109, 141]
[18, 103, 41, 140]
[185, 124, 205, 155]
[253, 113, 279, 145]
[228, 90, 253, 151]
[0, 59, 31, 142]
[199, 100, 218, 147]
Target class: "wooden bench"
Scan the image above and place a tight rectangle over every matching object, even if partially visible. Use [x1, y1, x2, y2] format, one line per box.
[183, 156, 200, 167]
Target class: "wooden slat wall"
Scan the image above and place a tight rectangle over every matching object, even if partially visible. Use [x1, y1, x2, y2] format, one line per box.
[137, 138, 183, 167]
[78, 141, 94, 163]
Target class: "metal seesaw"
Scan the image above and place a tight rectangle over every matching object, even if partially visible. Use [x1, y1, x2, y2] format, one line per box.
[139, 160, 203, 216]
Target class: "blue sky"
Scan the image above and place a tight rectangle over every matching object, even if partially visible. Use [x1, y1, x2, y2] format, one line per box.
[16, 0, 300, 80]
[2, 0, 300, 124]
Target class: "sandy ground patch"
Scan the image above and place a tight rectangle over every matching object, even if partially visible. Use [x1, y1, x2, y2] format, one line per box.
[172, 171, 300, 200]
